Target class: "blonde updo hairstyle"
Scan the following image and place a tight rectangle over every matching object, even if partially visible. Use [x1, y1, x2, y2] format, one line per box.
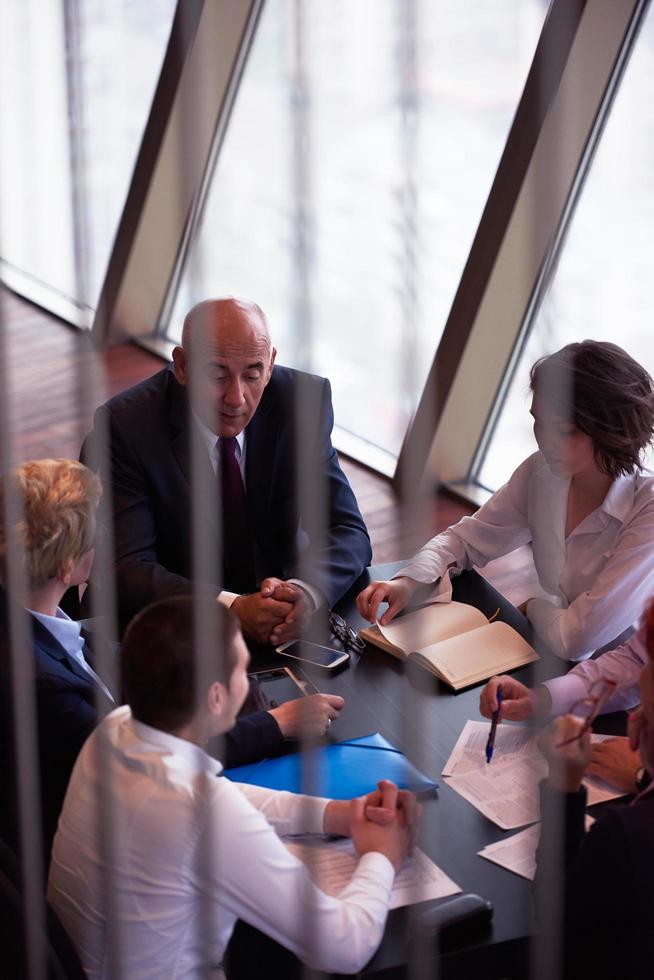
[0, 459, 102, 589]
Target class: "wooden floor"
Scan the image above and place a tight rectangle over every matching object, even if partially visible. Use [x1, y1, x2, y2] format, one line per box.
[0, 288, 537, 603]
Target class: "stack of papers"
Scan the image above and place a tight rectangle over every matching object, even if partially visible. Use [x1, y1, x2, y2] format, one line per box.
[286, 836, 461, 909]
[442, 721, 626, 830]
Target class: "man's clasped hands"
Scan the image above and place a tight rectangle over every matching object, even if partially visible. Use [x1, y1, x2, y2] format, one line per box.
[232, 576, 346, 739]
[324, 780, 422, 872]
[232, 576, 314, 645]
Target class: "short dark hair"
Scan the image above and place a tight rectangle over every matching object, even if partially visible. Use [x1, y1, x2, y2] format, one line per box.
[121, 595, 241, 733]
[530, 340, 654, 479]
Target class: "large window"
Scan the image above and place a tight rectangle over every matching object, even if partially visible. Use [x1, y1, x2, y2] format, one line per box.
[0, 1, 76, 306]
[71, 0, 178, 307]
[0, 0, 176, 317]
[478, 5, 654, 491]
[168, 0, 548, 464]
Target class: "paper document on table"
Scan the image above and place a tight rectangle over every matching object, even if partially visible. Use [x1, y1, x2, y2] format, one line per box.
[442, 720, 536, 777]
[442, 720, 544, 829]
[442, 721, 627, 830]
[478, 815, 596, 881]
[479, 824, 541, 880]
[286, 837, 461, 910]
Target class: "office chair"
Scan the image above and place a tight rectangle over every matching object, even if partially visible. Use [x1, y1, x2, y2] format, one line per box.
[0, 837, 86, 980]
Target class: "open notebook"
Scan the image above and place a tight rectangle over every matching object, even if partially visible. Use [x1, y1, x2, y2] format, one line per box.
[359, 601, 538, 690]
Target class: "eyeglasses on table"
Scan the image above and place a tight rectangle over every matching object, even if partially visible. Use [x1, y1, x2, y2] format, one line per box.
[328, 611, 365, 652]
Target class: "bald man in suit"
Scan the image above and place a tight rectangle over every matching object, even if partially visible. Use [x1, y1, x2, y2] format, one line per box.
[90, 297, 372, 644]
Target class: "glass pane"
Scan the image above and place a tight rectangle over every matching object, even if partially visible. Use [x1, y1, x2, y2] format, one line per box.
[0, 0, 176, 312]
[479, 6, 654, 491]
[0, 1, 77, 298]
[74, 0, 177, 306]
[168, 0, 548, 460]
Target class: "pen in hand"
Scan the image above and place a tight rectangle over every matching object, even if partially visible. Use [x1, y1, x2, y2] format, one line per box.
[485, 685, 503, 764]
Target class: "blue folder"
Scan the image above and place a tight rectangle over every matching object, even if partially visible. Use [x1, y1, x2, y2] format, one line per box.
[224, 732, 438, 799]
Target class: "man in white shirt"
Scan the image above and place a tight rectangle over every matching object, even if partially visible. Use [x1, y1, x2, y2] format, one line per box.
[48, 595, 419, 979]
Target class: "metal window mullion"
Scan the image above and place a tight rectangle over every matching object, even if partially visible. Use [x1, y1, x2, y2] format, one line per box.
[91, 0, 264, 348]
[394, 0, 646, 497]
[469, 0, 651, 486]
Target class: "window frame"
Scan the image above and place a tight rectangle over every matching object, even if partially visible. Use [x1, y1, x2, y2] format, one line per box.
[86, 0, 650, 491]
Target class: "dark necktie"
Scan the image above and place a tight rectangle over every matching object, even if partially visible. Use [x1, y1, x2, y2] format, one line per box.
[218, 437, 256, 594]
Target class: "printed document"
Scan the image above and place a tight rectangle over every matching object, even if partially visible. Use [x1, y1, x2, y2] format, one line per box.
[478, 815, 595, 881]
[442, 721, 626, 830]
[286, 837, 461, 909]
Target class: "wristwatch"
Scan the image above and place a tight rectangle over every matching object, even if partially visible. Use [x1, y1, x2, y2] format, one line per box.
[634, 766, 651, 793]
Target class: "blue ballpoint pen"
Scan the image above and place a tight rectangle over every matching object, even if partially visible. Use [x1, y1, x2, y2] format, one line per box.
[485, 685, 503, 764]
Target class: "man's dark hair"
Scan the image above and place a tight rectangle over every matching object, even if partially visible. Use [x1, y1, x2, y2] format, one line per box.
[121, 595, 241, 733]
[530, 340, 654, 479]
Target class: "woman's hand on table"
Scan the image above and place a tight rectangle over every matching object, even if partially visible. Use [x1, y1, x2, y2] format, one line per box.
[356, 577, 419, 625]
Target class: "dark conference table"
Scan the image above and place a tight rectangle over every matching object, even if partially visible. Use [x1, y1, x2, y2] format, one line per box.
[227, 565, 618, 980]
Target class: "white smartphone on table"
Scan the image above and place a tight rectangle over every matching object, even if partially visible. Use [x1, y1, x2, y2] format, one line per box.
[276, 638, 349, 671]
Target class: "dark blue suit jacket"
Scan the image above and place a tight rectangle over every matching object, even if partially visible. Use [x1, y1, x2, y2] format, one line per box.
[32, 618, 115, 858]
[0, 614, 116, 863]
[89, 364, 371, 631]
[1, 611, 282, 864]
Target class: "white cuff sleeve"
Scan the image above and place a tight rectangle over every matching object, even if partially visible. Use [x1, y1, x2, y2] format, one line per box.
[542, 673, 590, 716]
[218, 590, 239, 609]
[391, 571, 454, 604]
[291, 795, 332, 836]
[349, 851, 395, 892]
[237, 783, 330, 836]
[287, 579, 324, 612]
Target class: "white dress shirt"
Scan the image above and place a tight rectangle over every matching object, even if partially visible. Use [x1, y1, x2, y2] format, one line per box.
[398, 452, 654, 661]
[193, 413, 323, 611]
[30, 607, 114, 702]
[48, 707, 394, 979]
[544, 627, 646, 716]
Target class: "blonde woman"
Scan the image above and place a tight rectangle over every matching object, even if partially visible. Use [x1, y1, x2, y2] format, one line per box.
[0, 459, 110, 858]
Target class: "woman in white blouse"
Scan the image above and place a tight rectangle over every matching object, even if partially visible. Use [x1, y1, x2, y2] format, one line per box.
[357, 341, 654, 662]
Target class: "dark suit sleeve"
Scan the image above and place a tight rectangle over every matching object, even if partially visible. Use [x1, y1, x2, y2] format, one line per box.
[207, 711, 285, 768]
[535, 782, 631, 977]
[36, 675, 99, 857]
[94, 404, 215, 627]
[290, 378, 372, 606]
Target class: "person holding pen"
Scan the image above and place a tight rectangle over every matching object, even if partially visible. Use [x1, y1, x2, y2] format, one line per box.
[479, 622, 649, 794]
[484, 685, 503, 764]
[533, 596, 654, 979]
[357, 341, 654, 663]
